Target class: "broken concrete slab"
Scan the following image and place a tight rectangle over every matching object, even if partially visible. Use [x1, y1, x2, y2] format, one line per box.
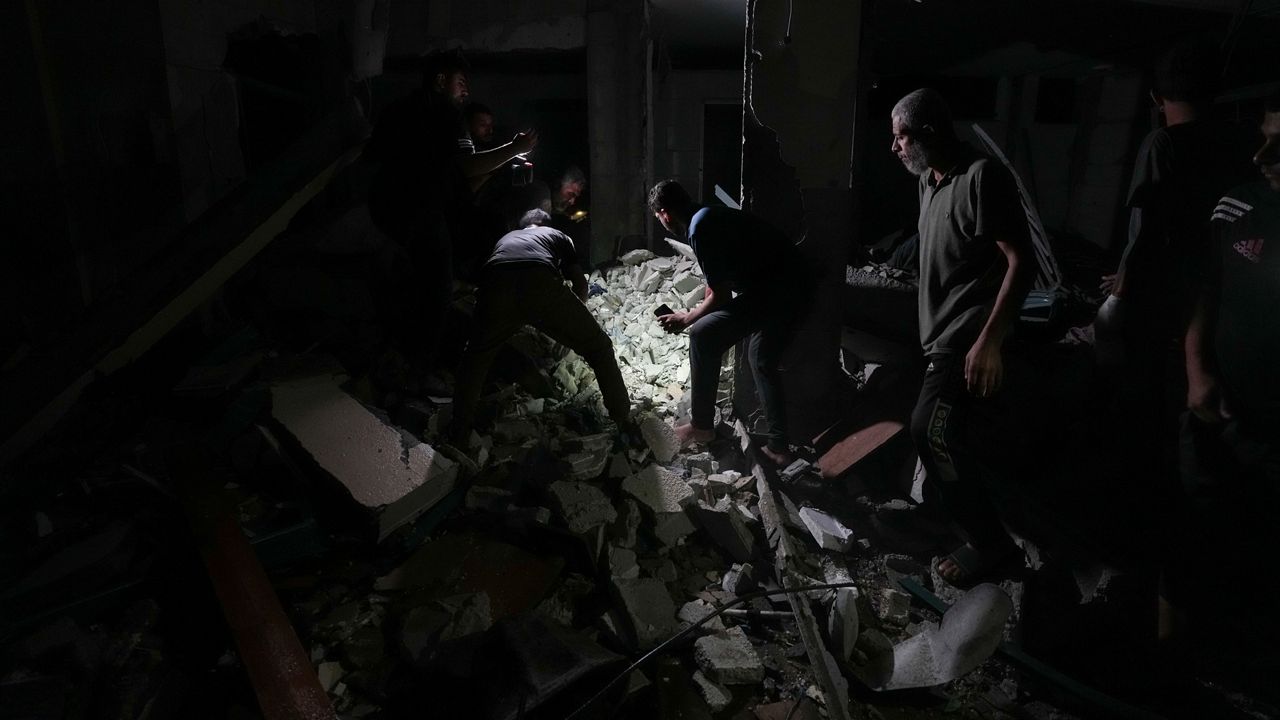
[546, 480, 618, 534]
[621, 248, 656, 265]
[694, 626, 764, 685]
[875, 588, 912, 627]
[882, 583, 1013, 690]
[623, 465, 695, 519]
[720, 563, 756, 596]
[686, 452, 716, 474]
[692, 670, 733, 713]
[612, 578, 680, 650]
[317, 661, 344, 692]
[797, 507, 856, 552]
[692, 496, 756, 563]
[271, 374, 458, 540]
[399, 592, 493, 666]
[639, 414, 678, 463]
[779, 458, 812, 483]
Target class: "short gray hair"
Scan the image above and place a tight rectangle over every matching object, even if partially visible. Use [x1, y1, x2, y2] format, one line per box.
[559, 165, 587, 189]
[520, 208, 552, 227]
[891, 88, 955, 139]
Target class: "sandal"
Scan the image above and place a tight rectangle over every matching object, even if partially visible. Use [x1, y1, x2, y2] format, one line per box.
[935, 542, 1025, 590]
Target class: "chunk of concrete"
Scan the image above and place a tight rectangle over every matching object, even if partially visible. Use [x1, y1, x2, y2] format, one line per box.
[720, 563, 756, 596]
[653, 510, 697, 547]
[692, 496, 756, 563]
[613, 578, 680, 650]
[692, 670, 733, 713]
[882, 584, 1013, 690]
[547, 481, 618, 534]
[271, 374, 458, 540]
[694, 626, 764, 685]
[797, 507, 856, 552]
[639, 414, 679, 463]
[678, 599, 726, 633]
[609, 546, 640, 580]
[779, 458, 812, 483]
[827, 588, 860, 663]
[686, 452, 716, 474]
[317, 661, 344, 692]
[623, 464, 695, 514]
[875, 588, 911, 627]
[621, 249, 656, 265]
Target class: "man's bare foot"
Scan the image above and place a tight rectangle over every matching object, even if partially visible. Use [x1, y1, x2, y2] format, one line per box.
[759, 445, 794, 467]
[674, 422, 715, 448]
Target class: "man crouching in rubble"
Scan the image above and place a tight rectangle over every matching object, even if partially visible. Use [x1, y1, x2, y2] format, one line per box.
[447, 209, 634, 449]
[648, 179, 809, 466]
[890, 89, 1036, 588]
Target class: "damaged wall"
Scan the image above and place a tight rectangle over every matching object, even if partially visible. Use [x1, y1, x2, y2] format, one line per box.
[652, 69, 741, 207]
[741, 0, 861, 442]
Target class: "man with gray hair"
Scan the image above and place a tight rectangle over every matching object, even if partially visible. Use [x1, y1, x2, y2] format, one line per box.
[891, 88, 1036, 587]
[447, 208, 633, 447]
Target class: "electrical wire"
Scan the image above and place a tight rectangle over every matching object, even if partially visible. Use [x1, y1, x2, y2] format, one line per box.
[562, 581, 863, 720]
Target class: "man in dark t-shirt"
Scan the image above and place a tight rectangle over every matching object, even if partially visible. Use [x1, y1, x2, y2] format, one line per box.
[891, 89, 1036, 588]
[448, 209, 632, 445]
[366, 52, 537, 378]
[1172, 91, 1280, 643]
[648, 180, 809, 465]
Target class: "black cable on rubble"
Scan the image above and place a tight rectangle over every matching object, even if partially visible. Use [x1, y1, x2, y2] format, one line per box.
[562, 581, 863, 720]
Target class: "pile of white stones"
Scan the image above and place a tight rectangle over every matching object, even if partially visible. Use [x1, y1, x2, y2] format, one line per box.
[586, 240, 733, 418]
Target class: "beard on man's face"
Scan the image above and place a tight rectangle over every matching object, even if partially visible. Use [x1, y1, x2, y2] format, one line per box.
[899, 143, 931, 176]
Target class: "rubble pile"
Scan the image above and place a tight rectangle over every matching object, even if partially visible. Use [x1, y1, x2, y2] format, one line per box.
[585, 242, 733, 419]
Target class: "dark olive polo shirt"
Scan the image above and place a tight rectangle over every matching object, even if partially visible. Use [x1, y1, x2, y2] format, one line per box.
[916, 146, 1029, 355]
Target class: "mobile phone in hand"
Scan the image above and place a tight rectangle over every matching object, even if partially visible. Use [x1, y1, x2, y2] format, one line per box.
[653, 303, 674, 317]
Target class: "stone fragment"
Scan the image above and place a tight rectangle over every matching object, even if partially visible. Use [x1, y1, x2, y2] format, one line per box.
[828, 588, 860, 663]
[678, 598, 726, 633]
[694, 626, 764, 684]
[692, 670, 733, 712]
[721, 563, 756, 596]
[610, 499, 642, 548]
[547, 481, 618, 534]
[317, 661, 344, 692]
[692, 497, 756, 563]
[613, 578, 680, 649]
[876, 588, 911, 627]
[608, 452, 632, 479]
[797, 507, 856, 552]
[621, 249, 656, 265]
[686, 452, 716, 474]
[639, 414, 679, 463]
[609, 546, 640, 579]
[779, 458, 812, 483]
[623, 464, 695, 514]
[653, 510, 697, 546]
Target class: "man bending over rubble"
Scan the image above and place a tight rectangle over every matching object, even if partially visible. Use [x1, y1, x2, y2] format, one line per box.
[890, 89, 1036, 588]
[447, 209, 633, 447]
[648, 180, 809, 466]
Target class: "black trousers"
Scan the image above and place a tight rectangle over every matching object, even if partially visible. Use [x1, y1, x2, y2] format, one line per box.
[909, 353, 1015, 554]
[688, 290, 799, 452]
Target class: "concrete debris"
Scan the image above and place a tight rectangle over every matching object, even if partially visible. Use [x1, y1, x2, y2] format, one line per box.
[623, 464, 695, 514]
[693, 496, 757, 563]
[875, 588, 912, 627]
[400, 592, 493, 665]
[562, 450, 609, 481]
[694, 626, 765, 685]
[639, 414, 679, 463]
[487, 617, 625, 720]
[692, 669, 733, 712]
[609, 546, 640, 579]
[882, 584, 1013, 690]
[779, 458, 813, 483]
[665, 238, 697, 261]
[610, 499, 642, 548]
[612, 578, 680, 650]
[271, 374, 458, 540]
[720, 563, 756, 596]
[620, 248, 656, 265]
[827, 587, 861, 663]
[678, 599, 726, 633]
[797, 507, 856, 552]
[317, 661, 344, 692]
[546, 480, 618, 534]
[686, 452, 717, 474]
[653, 510, 697, 546]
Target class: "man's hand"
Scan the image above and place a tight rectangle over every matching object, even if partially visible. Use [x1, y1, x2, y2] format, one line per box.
[964, 337, 1004, 397]
[658, 310, 693, 334]
[1187, 370, 1232, 423]
[1099, 273, 1118, 295]
[512, 130, 539, 155]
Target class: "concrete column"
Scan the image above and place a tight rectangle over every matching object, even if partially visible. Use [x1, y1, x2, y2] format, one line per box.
[586, 0, 652, 265]
[737, 0, 862, 443]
